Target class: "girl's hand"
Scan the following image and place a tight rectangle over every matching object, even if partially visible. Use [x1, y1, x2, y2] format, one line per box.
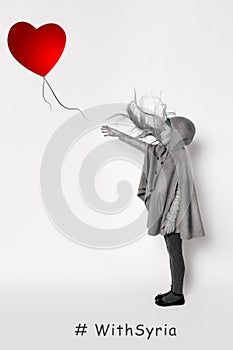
[101, 125, 121, 138]
[161, 218, 176, 235]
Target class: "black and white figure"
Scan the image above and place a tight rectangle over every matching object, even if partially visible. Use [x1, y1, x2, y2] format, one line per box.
[101, 92, 205, 307]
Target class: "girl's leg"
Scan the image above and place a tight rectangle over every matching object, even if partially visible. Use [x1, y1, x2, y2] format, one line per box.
[164, 232, 185, 295]
[156, 232, 185, 304]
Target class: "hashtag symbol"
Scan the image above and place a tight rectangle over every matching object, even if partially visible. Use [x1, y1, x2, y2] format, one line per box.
[75, 323, 88, 336]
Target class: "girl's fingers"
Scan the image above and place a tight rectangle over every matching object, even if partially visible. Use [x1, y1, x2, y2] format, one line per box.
[101, 127, 119, 138]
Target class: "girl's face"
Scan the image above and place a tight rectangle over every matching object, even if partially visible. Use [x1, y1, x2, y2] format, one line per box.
[159, 123, 172, 145]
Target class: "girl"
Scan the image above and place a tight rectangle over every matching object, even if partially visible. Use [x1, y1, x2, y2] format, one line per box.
[101, 94, 205, 307]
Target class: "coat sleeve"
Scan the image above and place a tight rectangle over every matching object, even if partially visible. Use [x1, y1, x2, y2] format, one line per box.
[118, 132, 148, 152]
[137, 143, 152, 202]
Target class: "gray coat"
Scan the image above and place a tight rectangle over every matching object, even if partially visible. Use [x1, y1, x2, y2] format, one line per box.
[137, 128, 206, 240]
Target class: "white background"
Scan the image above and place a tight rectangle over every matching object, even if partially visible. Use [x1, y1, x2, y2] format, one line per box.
[0, 0, 232, 348]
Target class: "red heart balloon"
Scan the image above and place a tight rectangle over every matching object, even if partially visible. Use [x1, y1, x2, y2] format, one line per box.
[7, 22, 66, 77]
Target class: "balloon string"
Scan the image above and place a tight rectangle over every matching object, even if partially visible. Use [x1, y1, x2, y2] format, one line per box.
[43, 77, 89, 121]
[42, 77, 52, 112]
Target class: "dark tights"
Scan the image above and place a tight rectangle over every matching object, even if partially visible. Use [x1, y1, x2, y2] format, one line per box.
[164, 233, 185, 294]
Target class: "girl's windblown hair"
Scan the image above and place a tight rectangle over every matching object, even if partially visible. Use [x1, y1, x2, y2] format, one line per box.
[105, 89, 176, 142]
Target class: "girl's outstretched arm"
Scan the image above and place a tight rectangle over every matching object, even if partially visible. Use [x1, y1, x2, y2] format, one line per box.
[118, 131, 148, 152]
[101, 125, 148, 152]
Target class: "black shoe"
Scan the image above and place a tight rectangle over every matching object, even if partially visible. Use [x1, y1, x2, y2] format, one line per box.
[154, 285, 173, 302]
[155, 291, 185, 307]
